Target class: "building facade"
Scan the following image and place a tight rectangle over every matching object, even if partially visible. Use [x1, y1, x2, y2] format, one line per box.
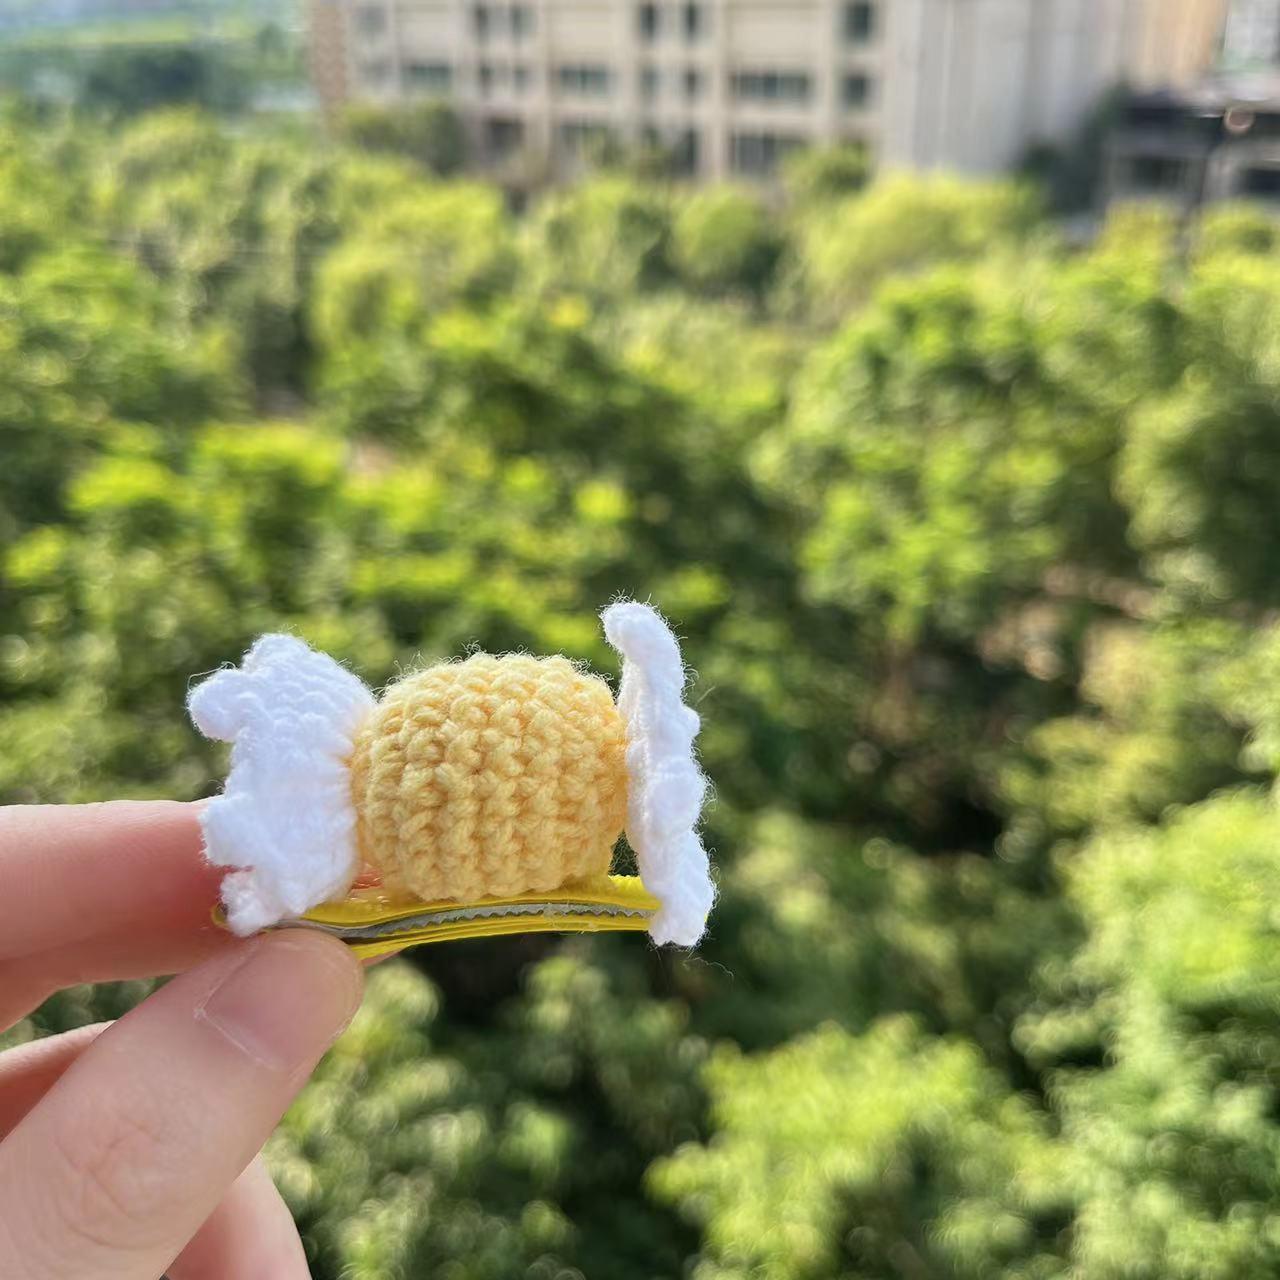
[1223, 0, 1280, 66]
[1104, 77, 1280, 210]
[309, 0, 1228, 179]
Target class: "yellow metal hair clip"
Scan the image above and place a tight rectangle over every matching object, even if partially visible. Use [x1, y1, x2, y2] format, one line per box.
[188, 602, 713, 956]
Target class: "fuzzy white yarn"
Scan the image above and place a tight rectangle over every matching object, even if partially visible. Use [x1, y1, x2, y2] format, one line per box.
[187, 634, 376, 936]
[601, 601, 714, 947]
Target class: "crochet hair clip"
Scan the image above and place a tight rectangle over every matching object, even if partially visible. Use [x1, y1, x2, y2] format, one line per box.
[187, 602, 714, 957]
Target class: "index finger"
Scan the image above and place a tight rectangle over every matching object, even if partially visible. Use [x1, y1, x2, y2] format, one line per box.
[0, 930, 362, 1280]
[0, 802, 226, 968]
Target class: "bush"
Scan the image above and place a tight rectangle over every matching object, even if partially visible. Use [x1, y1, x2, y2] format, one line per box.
[6, 108, 1280, 1280]
[337, 100, 466, 175]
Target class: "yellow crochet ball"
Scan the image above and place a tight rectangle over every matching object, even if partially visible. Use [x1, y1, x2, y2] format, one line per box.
[349, 652, 629, 904]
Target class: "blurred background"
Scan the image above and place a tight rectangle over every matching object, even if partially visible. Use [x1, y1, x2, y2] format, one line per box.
[6, 0, 1280, 1276]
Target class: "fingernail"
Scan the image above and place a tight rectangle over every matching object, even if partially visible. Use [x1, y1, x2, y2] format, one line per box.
[195, 933, 363, 1072]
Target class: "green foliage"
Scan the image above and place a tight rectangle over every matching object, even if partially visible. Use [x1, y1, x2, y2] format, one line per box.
[699, 812, 1074, 1060]
[7, 109, 1280, 1280]
[1019, 791, 1280, 1279]
[1216, 623, 1280, 778]
[1193, 203, 1280, 258]
[337, 101, 466, 176]
[524, 175, 674, 300]
[0, 119, 80, 270]
[312, 182, 513, 346]
[671, 186, 783, 298]
[272, 949, 703, 1279]
[996, 616, 1252, 845]
[0, 243, 238, 541]
[760, 246, 1175, 640]
[653, 1018, 1066, 1280]
[0, 3, 305, 114]
[1120, 253, 1280, 607]
[782, 142, 871, 205]
[786, 174, 1043, 322]
[79, 42, 249, 116]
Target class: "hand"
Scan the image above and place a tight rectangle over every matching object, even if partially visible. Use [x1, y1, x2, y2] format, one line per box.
[0, 801, 364, 1278]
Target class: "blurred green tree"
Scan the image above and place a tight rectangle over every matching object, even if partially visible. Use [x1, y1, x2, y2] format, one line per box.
[79, 43, 249, 117]
[781, 142, 871, 205]
[5, 107, 1280, 1280]
[337, 100, 467, 176]
[670, 186, 783, 300]
[1120, 253, 1280, 608]
[784, 174, 1043, 322]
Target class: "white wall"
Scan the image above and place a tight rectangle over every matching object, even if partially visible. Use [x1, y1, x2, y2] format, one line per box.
[336, 0, 1228, 178]
[1223, 0, 1280, 65]
[880, 0, 1226, 173]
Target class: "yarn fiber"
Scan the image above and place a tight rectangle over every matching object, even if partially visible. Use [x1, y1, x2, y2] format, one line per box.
[602, 601, 715, 946]
[350, 653, 629, 903]
[187, 633, 375, 936]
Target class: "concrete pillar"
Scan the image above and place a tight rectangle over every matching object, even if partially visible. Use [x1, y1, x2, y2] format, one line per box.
[816, 0, 840, 145]
[307, 0, 351, 114]
[706, 0, 731, 179]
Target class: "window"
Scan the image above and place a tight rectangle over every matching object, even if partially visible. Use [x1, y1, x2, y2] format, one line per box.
[842, 72, 871, 109]
[640, 64, 661, 99]
[478, 62, 496, 95]
[730, 130, 803, 176]
[405, 61, 452, 93]
[1124, 104, 1187, 131]
[472, 3, 490, 39]
[672, 126, 700, 174]
[355, 4, 386, 36]
[510, 4, 534, 37]
[683, 2, 703, 39]
[1250, 111, 1280, 140]
[1242, 165, 1280, 199]
[557, 64, 611, 95]
[638, 2, 660, 41]
[1128, 154, 1187, 193]
[513, 63, 532, 93]
[844, 2, 875, 42]
[730, 69, 812, 104]
[683, 66, 703, 101]
[485, 116, 525, 157]
[559, 120, 614, 158]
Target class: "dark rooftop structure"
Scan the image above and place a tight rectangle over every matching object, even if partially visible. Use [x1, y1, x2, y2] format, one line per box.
[1106, 72, 1280, 210]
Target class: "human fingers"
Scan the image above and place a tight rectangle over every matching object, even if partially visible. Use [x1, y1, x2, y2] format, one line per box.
[0, 802, 227, 968]
[0, 914, 242, 1034]
[166, 1156, 310, 1280]
[0, 930, 361, 1280]
[0, 966, 62, 1036]
[0, 1024, 109, 1137]
[0, 1031, 311, 1278]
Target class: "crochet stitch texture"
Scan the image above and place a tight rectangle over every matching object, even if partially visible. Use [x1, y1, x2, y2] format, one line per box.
[187, 633, 375, 935]
[350, 652, 629, 903]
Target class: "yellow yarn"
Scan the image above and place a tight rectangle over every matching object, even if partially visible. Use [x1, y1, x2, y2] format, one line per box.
[350, 653, 629, 904]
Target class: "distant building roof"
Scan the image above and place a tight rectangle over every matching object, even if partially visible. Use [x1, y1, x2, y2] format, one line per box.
[1105, 67, 1280, 214]
[1129, 71, 1280, 115]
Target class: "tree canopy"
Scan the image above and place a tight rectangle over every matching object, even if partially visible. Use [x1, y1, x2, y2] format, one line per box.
[5, 106, 1280, 1279]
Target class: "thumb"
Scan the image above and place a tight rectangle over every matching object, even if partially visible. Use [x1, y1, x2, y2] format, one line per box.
[0, 930, 361, 1280]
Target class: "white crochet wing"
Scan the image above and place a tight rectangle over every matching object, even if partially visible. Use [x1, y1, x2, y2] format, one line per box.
[601, 601, 715, 946]
[187, 634, 375, 935]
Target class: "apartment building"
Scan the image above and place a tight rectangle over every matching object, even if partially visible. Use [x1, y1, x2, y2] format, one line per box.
[308, 0, 1228, 179]
[1223, 0, 1280, 65]
[1105, 77, 1280, 211]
